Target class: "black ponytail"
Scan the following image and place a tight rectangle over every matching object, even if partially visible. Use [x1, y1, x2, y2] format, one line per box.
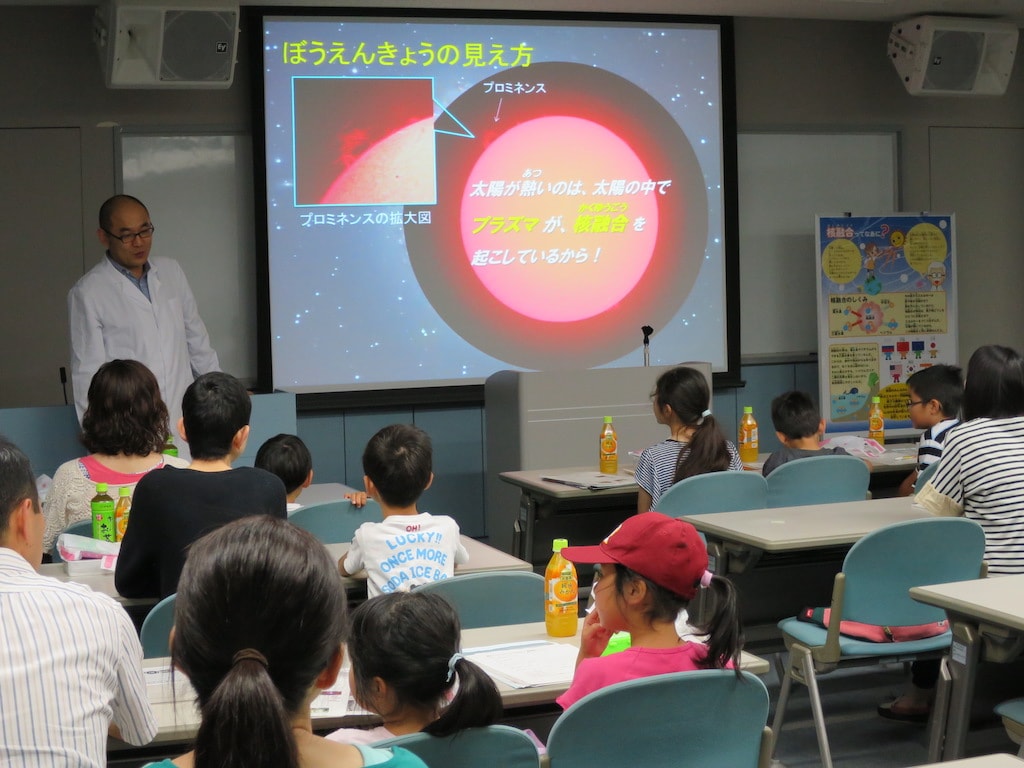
[674, 414, 731, 482]
[348, 591, 501, 737]
[172, 517, 348, 768]
[691, 574, 743, 677]
[652, 366, 731, 482]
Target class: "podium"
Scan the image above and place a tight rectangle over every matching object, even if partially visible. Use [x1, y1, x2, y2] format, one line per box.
[484, 364, 711, 563]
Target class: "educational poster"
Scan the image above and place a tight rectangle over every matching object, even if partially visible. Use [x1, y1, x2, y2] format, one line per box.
[816, 214, 957, 434]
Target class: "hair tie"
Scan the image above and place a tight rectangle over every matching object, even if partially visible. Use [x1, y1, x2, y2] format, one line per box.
[232, 648, 269, 670]
[446, 652, 464, 682]
[701, 408, 712, 419]
[700, 570, 714, 588]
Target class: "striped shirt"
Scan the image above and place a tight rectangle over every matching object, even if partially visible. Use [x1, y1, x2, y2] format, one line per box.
[0, 548, 156, 766]
[916, 417, 1024, 574]
[916, 418, 959, 471]
[634, 438, 743, 507]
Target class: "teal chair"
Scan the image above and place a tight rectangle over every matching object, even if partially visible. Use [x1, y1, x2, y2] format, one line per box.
[772, 517, 986, 768]
[914, 459, 941, 492]
[140, 593, 176, 658]
[287, 499, 382, 544]
[50, 519, 93, 563]
[654, 471, 768, 516]
[765, 454, 870, 507]
[375, 725, 540, 768]
[414, 571, 545, 629]
[547, 669, 772, 768]
[995, 697, 1024, 757]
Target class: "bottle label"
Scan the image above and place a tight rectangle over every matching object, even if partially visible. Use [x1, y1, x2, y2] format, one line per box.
[600, 435, 617, 457]
[547, 570, 578, 615]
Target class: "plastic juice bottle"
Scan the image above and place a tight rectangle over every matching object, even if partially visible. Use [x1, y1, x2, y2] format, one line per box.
[545, 538, 578, 637]
[114, 486, 132, 542]
[738, 406, 759, 464]
[163, 434, 178, 457]
[91, 483, 115, 542]
[868, 396, 886, 445]
[599, 416, 618, 474]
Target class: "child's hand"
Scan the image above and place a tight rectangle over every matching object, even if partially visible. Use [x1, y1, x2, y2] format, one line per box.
[344, 491, 368, 508]
[579, 607, 613, 660]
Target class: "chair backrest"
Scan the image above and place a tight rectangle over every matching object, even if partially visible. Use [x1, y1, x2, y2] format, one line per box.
[140, 593, 176, 658]
[287, 499, 382, 544]
[50, 519, 94, 563]
[375, 725, 541, 768]
[766, 454, 870, 507]
[547, 669, 770, 768]
[841, 517, 985, 627]
[655, 471, 768, 516]
[914, 460, 941, 492]
[414, 571, 545, 629]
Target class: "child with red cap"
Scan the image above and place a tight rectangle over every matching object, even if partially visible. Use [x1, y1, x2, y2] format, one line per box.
[556, 512, 742, 709]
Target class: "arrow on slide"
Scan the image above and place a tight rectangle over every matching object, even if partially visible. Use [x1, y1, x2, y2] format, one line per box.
[494, 97, 503, 122]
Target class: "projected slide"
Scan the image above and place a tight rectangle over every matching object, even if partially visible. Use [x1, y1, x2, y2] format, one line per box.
[261, 16, 730, 392]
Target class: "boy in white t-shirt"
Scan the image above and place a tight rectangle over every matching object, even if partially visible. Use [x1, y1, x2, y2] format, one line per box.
[340, 424, 468, 597]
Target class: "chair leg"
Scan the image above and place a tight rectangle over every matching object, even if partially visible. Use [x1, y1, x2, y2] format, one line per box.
[926, 656, 952, 763]
[770, 653, 794, 759]
[794, 645, 834, 768]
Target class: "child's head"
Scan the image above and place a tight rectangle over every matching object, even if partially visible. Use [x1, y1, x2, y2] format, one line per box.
[770, 390, 823, 441]
[362, 424, 432, 508]
[173, 516, 347, 767]
[181, 372, 251, 460]
[82, 359, 169, 457]
[255, 433, 313, 497]
[346, 591, 501, 737]
[564, 512, 741, 670]
[905, 364, 963, 428]
[964, 344, 1024, 421]
[652, 366, 711, 427]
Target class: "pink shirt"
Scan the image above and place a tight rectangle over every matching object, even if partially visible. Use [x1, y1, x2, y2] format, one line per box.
[557, 643, 719, 710]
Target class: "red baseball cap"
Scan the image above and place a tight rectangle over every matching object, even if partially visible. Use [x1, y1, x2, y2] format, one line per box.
[561, 512, 709, 599]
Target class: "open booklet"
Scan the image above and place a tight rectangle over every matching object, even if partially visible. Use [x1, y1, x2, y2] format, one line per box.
[540, 471, 636, 491]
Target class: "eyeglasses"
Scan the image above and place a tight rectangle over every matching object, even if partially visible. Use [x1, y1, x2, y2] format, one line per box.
[906, 399, 926, 408]
[103, 225, 155, 244]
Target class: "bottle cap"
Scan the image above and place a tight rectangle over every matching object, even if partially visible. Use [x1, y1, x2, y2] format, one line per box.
[96, 482, 108, 493]
[552, 538, 568, 552]
[743, 406, 753, 414]
[872, 396, 881, 403]
[603, 416, 613, 424]
[118, 486, 131, 497]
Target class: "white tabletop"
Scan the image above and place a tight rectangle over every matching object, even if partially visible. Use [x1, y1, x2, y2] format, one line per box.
[681, 496, 927, 553]
[138, 619, 770, 743]
[911, 755, 1024, 767]
[499, 466, 639, 498]
[910, 574, 1024, 632]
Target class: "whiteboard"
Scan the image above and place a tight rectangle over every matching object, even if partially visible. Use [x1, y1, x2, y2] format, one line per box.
[119, 132, 257, 383]
[737, 132, 898, 358]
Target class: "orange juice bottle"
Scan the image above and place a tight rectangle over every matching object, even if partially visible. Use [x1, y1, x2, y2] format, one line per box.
[738, 406, 759, 464]
[868, 396, 885, 445]
[114, 486, 132, 542]
[599, 416, 618, 474]
[545, 539, 578, 637]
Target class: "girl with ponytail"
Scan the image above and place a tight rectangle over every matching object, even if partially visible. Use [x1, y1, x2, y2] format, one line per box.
[328, 591, 502, 745]
[151, 516, 426, 768]
[635, 366, 742, 511]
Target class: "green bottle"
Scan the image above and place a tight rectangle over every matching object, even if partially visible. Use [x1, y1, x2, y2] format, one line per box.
[163, 434, 178, 458]
[90, 483, 115, 542]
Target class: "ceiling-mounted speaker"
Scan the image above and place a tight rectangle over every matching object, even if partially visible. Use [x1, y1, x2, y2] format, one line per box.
[93, 0, 239, 88]
[888, 15, 1018, 96]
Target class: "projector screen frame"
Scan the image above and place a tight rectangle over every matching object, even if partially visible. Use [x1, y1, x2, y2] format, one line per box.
[247, 7, 742, 409]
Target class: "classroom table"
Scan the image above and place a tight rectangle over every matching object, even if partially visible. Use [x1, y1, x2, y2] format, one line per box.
[912, 755, 1024, 767]
[910, 575, 1024, 762]
[133, 619, 770, 748]
[42, 535, 532, 607]
[680, 496, 929, 646]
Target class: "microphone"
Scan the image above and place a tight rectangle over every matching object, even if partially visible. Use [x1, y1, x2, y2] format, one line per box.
[59, 366, 68, 405]
[641, 326, 654, 366]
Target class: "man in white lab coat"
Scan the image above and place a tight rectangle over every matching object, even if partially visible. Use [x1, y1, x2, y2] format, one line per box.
[68, 195, 220, 452]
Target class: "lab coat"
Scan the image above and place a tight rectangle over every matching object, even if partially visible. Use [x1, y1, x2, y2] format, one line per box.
[67, 255, 220, 437]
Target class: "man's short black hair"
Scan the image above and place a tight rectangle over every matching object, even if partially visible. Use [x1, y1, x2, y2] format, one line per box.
[362, 424, 432, 508]
[770, 390, 822, 440]
[181, 373, 251, 460]
[255, 434, 312, 494]
[906, 364, 963, 419]
[0, 437, 38, 540]
[98, 194, 149, 231]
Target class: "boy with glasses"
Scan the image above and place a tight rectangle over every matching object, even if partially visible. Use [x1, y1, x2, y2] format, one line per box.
[897, 364, 963, 496]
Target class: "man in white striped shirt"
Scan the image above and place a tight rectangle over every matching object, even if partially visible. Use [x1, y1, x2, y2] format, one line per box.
[0, 437, 156, 766]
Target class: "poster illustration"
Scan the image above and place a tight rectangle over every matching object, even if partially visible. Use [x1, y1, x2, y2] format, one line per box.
[816, 214, 957, 434]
